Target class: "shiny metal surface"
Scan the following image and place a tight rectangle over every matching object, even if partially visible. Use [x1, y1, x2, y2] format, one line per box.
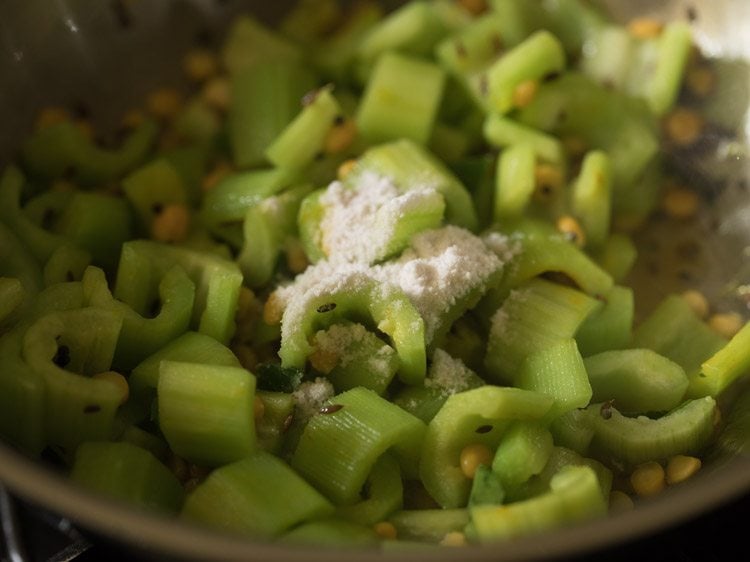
[0, 0, 280, 160]
[1, 0, 750, 559]
[0, 485, 28, 562]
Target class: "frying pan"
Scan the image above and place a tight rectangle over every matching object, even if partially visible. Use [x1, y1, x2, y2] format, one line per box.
[1, 0, 749, 560]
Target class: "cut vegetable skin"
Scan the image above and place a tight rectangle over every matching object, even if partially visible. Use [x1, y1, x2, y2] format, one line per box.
[237, 183, 312, 288]
[388, 509, 469, 543]
[346, 139, 478, 231]
[419, 385, 553, 508]
[580, 25, 634, 91]
[590, 397, 717, 466]
[0, 167, 69, 264]
[393, 351, 485, 423]
[469, 466, 606, 542]
[584, 349, 688, 414]
[222, 15, 302, 74]
[229, 60, 317, 168]
[279, 273, 426, 385]
[122, 159, 187, 235]
[22, 307, 124, 451]
[297, 189, 328, 263]
[42, 244, 90, 288]
[266, 87, 342, 171]
[484, 30, 566, 114]
[291, 387, 426, 505]
[636, 22, 694, 115]
[483, 222, 614, 305]
[278, 0, 342, 46]
[255, 390, 295, 454]
[158, 361, 256, 467]
[118, 425, 169, 462]
[688, 320, 750, 398]
[356, 1, 448, 70]
[0, 332, 46, 456]
[312, 322, 400, 396]
[128, 331, 239, 396]
[571, 150, 612, 248]
[709, 385, 750, 461]
[469, 464, 506, 507]
[435, 13, 508, 76]
[632, 294, 727, 377]
[575, 285, 634, 357]
[313, 2, 384, 81]
[504, 445, 612, 504]
[0, 281, 93, 456]
[483, 114, 565, 164]
[492, 421, 554, 487]
[538, 0, 607, 55]
[357, 51, 446, 145]
[0, 209, 43, 300]
[593, 234, 638, 283]
[0, 277, 25, 330]
[336, 453, 403, 525]
[82, 265, 195, 371]
[55, 192, 133, 273]
[201, 167, 299, 228]
[485, 278, 600, 384]
[181, 451, 334, 538]
[21, 119, 157, 186]
[515, 72, 660, 203]
[429, 121, 472, 163]
[517, 338, 592, 421]
[71, 441, 184, 514]
[493, 143, 536, 220]
[115, 241, 243, 344]
[550, 409, 598, 456]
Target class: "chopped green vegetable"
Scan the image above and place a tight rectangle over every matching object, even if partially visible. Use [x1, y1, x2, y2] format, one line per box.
[0, 0, 744, 550]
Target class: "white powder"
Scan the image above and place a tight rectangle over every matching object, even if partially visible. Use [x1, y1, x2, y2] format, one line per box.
[367, 347, 395, 383]
[312, 323, 396, 386]
[292, 377, 335, 421]
[279, 267, 379, 345]
[489, 288, 528, 339]
[482, 231, 523, 263]
[424, 349, 475, 396]
[259, 196, 282, 215]
[313, 323, 368, 368]
[319, 172, 441, 265]
[377, 226, 502, 341]
[278, 225, 505, 346]
[489, 307, 510, 338]
[273, 260, 369, 321]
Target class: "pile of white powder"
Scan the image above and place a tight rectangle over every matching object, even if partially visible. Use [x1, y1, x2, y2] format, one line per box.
[275, 172, 515, 354]
[291, 377, 335, 422]
[319, 171, 442, 265]
[424, 349, 476, 396]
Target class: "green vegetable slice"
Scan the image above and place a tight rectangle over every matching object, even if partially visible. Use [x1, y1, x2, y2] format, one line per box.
[590, 397, 717, 466]
[292, 387, 426, 505]
[71, 441, 184, 514]
[420, 385, 553, 508]
[182, 451, 334, 538]
[469, 465, 606, 542]
[158, 361, 256, 467]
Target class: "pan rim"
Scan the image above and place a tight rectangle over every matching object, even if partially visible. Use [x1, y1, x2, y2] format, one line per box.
[2, 441, 750, 561]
